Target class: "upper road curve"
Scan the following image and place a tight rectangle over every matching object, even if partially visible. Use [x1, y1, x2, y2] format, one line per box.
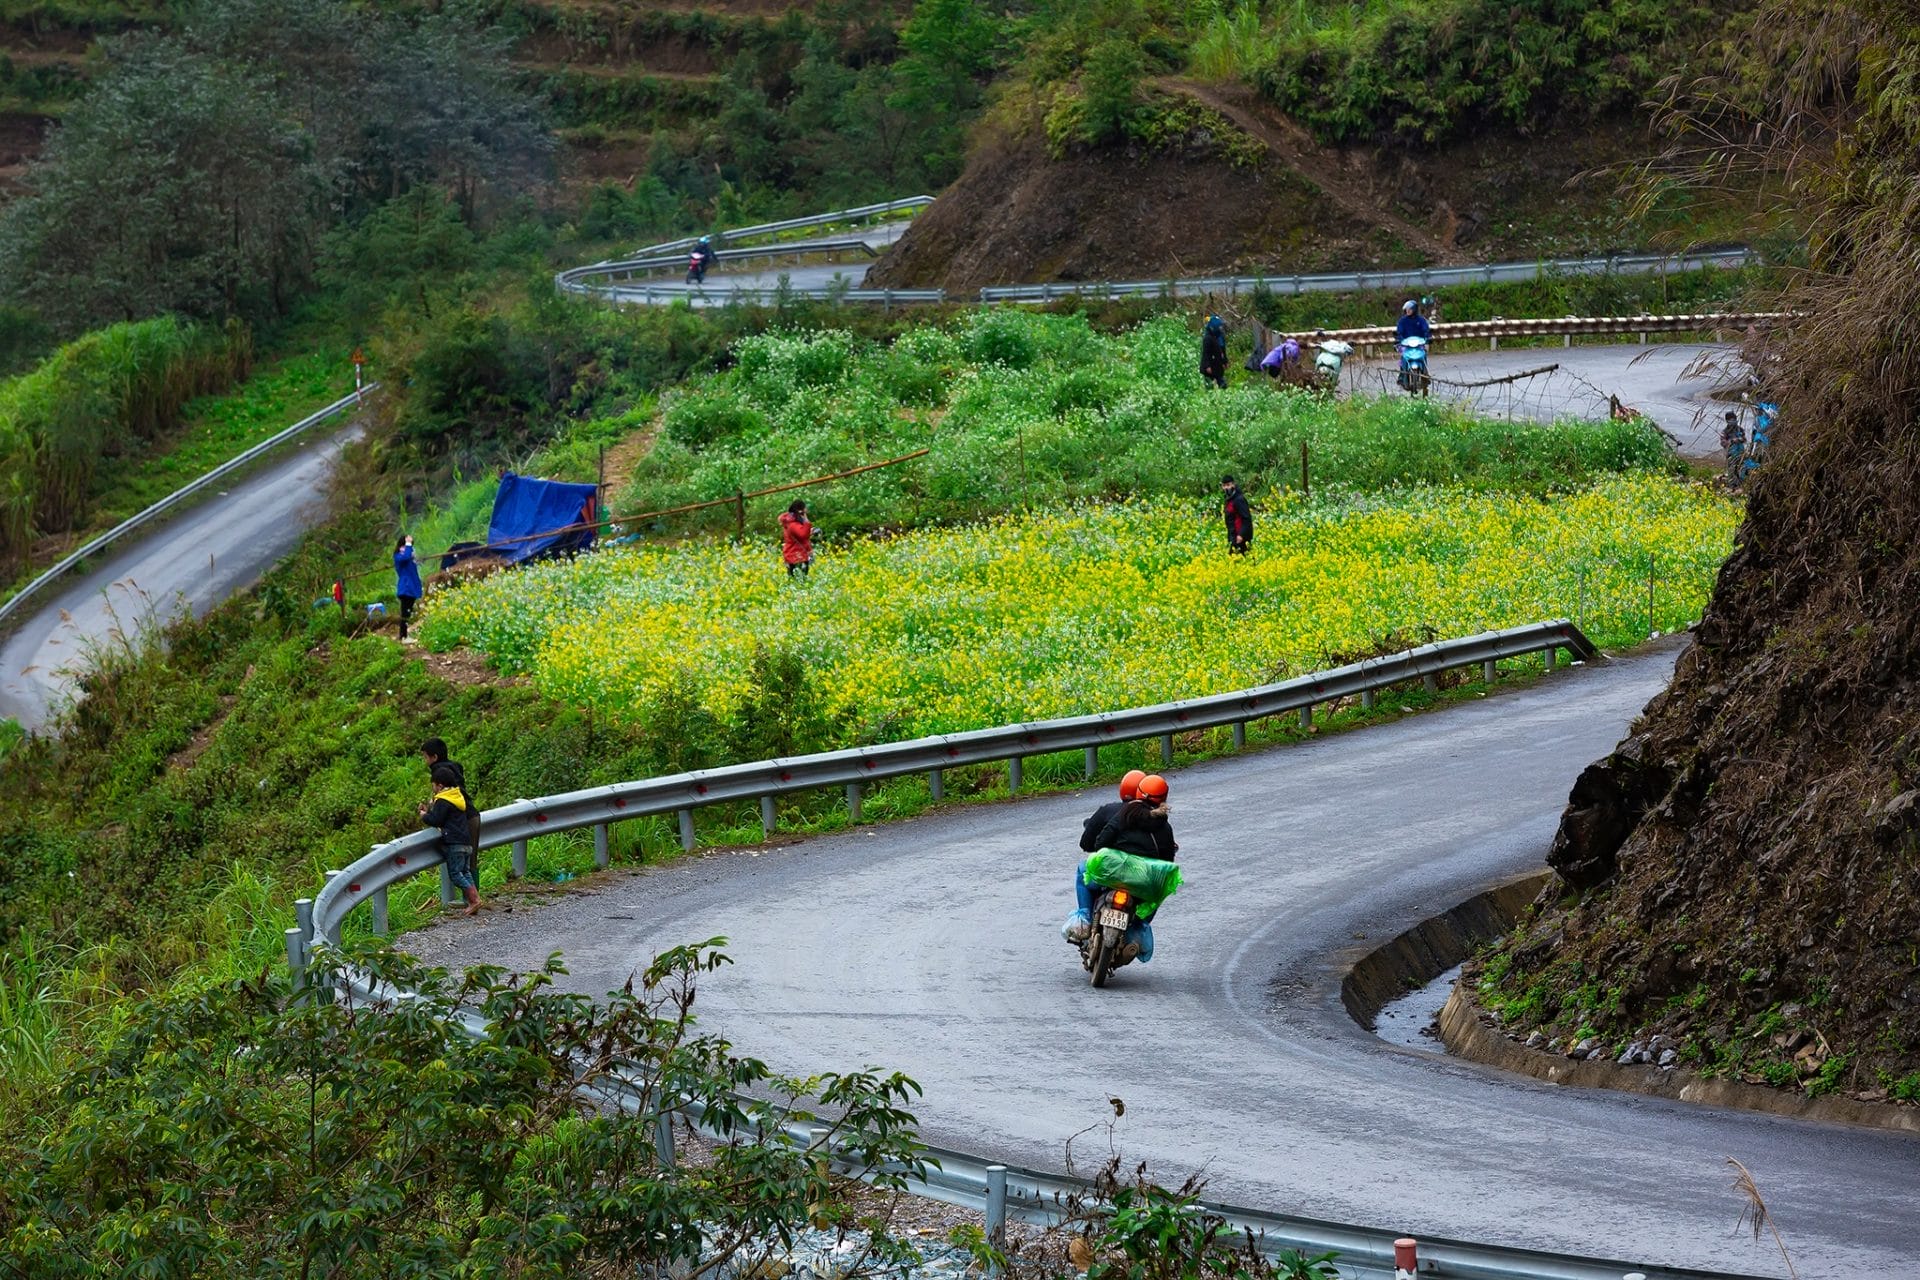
[411, 644, 1915, 1280]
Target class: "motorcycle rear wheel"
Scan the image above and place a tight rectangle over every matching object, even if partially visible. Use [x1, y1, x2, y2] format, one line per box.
[1090, 925, 1121, 987]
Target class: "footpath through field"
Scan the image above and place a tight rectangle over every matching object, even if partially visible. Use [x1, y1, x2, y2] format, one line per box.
[408, 643, 1912, 1280]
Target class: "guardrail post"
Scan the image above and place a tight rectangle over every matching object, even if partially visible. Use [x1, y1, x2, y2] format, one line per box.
[285, 927, 306, 985]
[1298, 706, 1312, 731]
[655, 1110, 676, 1169]
[440, 862, 456, 905]
[1362, 688, 1376, 710]
[1423, 673, 1440, 695]
[1483, 658, 1497, 684]
[928, 768, 943, 800]
[1083, 746, 1098, 779]
[1160, 733, 1174, 767]
[1393, 1238, 1418, 1280]
[512, 838, 528, 879]
[1008, 757, 1023, 793]
[985, 1164, 1008, 1252]
[294, 897, 315, 946]
[370, 886, 389, 936]
[677, 809, 696, 852]
[760, 794, 777, 837]
[847, 783, 863, 823]
[1544, 645, 1557, 672]
[594, 823, 610, 869]
[1232, 722, 1245, 748]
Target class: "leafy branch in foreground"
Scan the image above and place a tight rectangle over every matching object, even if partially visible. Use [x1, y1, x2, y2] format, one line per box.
[0, 938, 926, 1280]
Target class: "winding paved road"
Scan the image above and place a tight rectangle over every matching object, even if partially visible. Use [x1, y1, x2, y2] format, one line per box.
[410, 645, 1915, 1280]
[0, 422, 362, 731]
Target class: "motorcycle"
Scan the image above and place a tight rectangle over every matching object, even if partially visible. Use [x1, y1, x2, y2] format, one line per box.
[686, 250, 709, 285]
[1080, 885, 1144, 987]
[1313, 339, 1352, 393]
[1397, 335, 1431, 397]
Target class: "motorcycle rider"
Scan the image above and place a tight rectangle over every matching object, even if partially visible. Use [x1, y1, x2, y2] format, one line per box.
[1067, 771, 1136, 940]
[1062, 770, 1148, 942]
[1087, 773, 1177, 963]
[688, 234, 719, 283]
[1395, 299, 1430, 342]
[1395, 300, 1430, 390]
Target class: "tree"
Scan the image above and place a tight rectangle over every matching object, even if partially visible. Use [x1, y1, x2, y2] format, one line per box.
[0, 0, 551, 336]
[0, 38, 323, 332]
[0, 940, 928, 1278]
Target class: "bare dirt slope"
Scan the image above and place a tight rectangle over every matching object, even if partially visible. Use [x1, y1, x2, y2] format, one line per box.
[872, 96, 1646, 292]
[866, 123, 1400, 291]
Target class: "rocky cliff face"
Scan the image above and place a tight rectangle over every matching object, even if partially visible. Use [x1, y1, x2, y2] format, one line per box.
[1481, 325, 1920, 1098]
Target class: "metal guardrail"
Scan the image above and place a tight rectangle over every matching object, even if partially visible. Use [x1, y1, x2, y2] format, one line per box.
[0, 386, 375, 633]
[558, 197, 1760, 314]
[293, 616, 1779, 1280]
[628, 196, 937, 259]
[301, 618, 1597, 950]
[975, 249, 1759, 304]
[557, 236, 890, 293]
[1298, 311, 1788, 347]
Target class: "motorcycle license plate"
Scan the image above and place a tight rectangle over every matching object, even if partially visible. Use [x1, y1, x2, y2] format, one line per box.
[1099, 908, 1130, 929]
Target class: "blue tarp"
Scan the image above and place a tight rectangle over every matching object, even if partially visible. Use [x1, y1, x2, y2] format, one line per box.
[485, 472, 599, 566]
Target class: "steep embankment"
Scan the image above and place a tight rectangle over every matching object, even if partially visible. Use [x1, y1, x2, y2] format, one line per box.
[1471, 1, 1920, 1099]
[870, 89, 1652, 291]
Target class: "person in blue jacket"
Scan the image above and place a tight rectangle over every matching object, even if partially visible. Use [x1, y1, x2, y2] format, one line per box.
[1395, 299, 1430, 342]
[394, 534, 422, 641]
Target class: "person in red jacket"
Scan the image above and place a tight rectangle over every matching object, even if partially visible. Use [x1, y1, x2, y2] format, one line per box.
[778, 499, 814, 577]
[1220, 474, 1253, 555]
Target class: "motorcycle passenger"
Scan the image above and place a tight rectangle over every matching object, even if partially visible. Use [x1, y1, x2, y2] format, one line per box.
[1063, 770, 1147, 942]
[1088, 774, 1178, 964]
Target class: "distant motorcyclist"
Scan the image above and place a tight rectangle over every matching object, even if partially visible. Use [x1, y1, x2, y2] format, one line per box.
[688, 235, 719, 283]
[1063, 770, 1147, 942]
[1395, 299, 1430, 343]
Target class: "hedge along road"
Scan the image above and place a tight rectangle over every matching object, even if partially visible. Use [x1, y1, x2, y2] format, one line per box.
[0, 421, 363, 731]
[406, 643, 1912, 1280]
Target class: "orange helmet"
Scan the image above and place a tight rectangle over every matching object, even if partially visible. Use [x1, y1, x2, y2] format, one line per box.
[1138, 774, 1169, 802]
[1119, 769, 1147, 800]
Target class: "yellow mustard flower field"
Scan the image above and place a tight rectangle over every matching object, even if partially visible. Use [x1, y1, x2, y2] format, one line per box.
[421, 474, 1736, 741]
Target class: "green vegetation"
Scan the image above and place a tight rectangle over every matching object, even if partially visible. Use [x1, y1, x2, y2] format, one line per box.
[0, 0, 549, 338]
[0, 939, 930, 1275]
[0, 315, 251, 575]
[1248, 0, 1738, 143]
[604, 312, 1673, 537]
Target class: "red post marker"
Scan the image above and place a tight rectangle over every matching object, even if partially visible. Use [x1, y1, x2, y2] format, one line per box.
[1393, 1238, 1418, 1279]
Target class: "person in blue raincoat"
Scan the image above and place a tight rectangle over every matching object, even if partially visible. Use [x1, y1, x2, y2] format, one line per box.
[394, 534, 423, 641]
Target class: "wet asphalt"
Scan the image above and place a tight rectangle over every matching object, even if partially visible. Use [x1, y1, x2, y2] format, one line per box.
[410, 645, 1918, 1280]
[0, 422, 362, 731]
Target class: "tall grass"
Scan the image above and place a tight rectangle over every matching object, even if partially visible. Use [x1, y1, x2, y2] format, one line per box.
[1186, 3, 1285, 83]
[0, 316, 252, 573]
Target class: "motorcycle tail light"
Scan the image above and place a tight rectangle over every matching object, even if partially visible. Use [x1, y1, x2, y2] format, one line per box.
[1111, 890, 1130, 907]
